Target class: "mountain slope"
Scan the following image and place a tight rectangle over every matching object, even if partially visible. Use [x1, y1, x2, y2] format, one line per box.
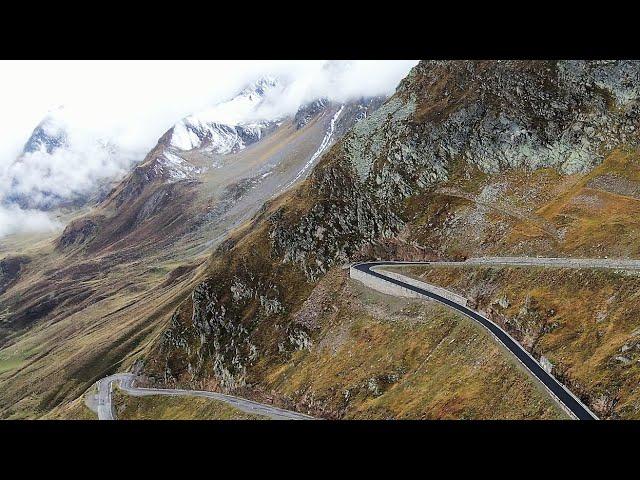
[139, 60, 640, 419]
[0, 91, 384, 418]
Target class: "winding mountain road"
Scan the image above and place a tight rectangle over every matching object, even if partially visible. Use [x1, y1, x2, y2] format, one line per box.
[92, 255, 621, 421]
[351, 260, 600, 420]
[92, 373, 314, 420]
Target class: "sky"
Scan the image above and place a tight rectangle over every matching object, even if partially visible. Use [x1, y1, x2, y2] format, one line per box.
[0, 60, 418, 237]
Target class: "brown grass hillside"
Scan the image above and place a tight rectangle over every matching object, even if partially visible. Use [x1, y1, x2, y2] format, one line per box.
[141, 61, 640, 419]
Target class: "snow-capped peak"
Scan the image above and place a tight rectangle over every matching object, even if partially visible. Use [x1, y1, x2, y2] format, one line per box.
[5, 107, 139, 211]
[239, 75, 280, 99]
[22, 113, 68, 155]
[187, 75, 281, 126]
[167, 76, 283, 153]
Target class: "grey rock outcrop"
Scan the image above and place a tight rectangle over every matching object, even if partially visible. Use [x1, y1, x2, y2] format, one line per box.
[269, 60, 640, 279]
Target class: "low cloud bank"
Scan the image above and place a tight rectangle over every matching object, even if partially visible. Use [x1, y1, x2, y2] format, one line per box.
[250, 60, 418, 122]
[0, 203, 61, 238]
[2, 132, 138, 210]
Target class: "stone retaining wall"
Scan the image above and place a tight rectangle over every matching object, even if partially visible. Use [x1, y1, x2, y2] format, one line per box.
[349, 265, 468, 307]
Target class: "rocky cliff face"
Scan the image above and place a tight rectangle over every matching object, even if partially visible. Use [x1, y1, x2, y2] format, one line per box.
[142, 61, 640, 410]
[270, 61, 640, 279]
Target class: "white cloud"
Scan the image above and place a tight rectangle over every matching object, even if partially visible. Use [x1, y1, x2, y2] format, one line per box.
[3, 139, 136, 208]
[0, 204, 61, 238]
[0, 60, 418, 236]
[246, 60, 420, 122]
[0, 60, 417, 163]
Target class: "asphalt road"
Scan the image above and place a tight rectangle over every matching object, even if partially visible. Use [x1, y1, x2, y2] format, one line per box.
[93, 373, 314, 420]
[353, 261, 599, 420]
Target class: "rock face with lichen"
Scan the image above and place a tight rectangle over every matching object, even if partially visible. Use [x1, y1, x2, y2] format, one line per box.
[269, 61, 640, 279]
[144, 60, 640, 397]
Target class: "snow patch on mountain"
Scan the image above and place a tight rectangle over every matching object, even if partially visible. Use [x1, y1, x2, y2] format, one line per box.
[152, 150, 200, 181]
[195, 76, 280, 125]
[285, 104, 345, 189]
[169, 119, 277, 154]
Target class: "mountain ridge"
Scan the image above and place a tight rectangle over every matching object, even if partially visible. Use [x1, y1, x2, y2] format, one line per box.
[7, 61, 640, 419]
[0, 86, 386, 418]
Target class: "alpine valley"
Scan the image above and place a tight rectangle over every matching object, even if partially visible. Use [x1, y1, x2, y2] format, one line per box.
[3, 61, 640, 420]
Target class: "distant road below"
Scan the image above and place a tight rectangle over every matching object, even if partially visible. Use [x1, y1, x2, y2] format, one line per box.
[90, 373, 314, 420]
